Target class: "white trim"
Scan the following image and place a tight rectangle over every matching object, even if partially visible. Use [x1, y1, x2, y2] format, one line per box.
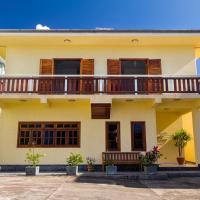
[0, 74, 200, 78]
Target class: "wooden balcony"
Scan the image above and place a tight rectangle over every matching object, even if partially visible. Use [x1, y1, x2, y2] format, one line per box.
[0, 75, 200, 95]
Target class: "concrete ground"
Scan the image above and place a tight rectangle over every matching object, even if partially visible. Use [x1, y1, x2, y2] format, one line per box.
[0, 174, 200, 200]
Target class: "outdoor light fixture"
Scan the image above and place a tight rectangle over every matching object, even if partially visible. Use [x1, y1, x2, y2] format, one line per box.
[131, 38, 139, 44]
[64, 39, 71, 43]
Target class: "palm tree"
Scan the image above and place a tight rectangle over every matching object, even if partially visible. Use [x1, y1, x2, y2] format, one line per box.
[172, 129, 191, 165]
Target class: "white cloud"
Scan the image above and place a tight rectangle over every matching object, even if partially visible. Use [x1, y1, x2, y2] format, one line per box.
[95, 27, 114, 30]
[35, 24, 50, 30]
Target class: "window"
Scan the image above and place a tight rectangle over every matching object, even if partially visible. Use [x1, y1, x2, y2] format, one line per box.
[18, 122, 80, 147]
[54, 59, 80, 75]
[121, 60, 147, 75]
[131, 122, 146, 151]
[0, 58, 5, 75]
[106, 122, 120, 151]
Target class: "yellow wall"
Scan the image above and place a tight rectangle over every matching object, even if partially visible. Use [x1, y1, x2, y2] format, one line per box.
[182, 112, 196, 163]
[156, 110, 197, 164]
[5, 45, 196, 75]
[156, 111, 183, 163]
[0, 100, 157, 165]
[0, 47, 6, 60]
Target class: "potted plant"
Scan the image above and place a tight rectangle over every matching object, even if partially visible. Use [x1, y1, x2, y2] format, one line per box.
[139, 146, 161, 175]
[171, 129, 191, 165]
[25, 149, 44, 176]
[104, 160, 117, 176]
[66, 153, 83, 176]
[86, 157, 96, 172]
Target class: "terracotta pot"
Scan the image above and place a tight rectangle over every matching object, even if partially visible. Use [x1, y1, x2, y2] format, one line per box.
[177, 157, 185, 165]
[87, 165, 94, 172]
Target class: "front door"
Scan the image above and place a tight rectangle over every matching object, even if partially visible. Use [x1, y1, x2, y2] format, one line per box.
[106, 122, 120, 151]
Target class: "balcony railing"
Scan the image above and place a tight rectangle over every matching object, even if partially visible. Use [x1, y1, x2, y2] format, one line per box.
[0, 75, 200, 95]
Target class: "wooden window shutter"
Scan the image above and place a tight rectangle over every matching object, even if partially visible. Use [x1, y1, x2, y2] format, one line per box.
[39, 59, 54, 94]
[147, 59, 162, 93]
[147, 59, 161, 75]
[107, 59, 121, 93]
[80, 59, 94, 75]
[40, 59, 54, 75]
[80, 59, 94, 93]
[107, 59, 121, 75]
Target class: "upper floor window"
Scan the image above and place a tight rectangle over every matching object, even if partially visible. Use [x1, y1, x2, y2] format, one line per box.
[196, 58, 200, 75]
[18, 122, 80, 148]
[0, 57, 5, 75]
[54, 59, 80, 75]
[121, 60, 147, 75]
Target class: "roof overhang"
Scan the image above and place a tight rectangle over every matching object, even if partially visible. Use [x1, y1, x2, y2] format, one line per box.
[0, 29, 200, 47]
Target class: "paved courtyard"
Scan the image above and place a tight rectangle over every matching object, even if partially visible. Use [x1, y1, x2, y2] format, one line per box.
[0, 174, 200, 200]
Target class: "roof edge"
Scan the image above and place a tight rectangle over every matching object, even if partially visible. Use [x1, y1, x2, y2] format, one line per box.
[0, 29, 200, 33]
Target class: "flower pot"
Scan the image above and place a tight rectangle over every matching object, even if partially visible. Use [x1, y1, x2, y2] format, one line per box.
[25, 166, 40, 176]
[143, 165, 158, 175]
[177, 157, 185, 165]
[106, 166, 117, 176]
[66, 166, 78, 176]
[87, 165, 94, 172]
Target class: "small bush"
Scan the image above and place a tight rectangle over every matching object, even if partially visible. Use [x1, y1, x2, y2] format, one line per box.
[86, 157, 96, 165]
[25, 149, 44, 167]
[66, 153, 83, 166]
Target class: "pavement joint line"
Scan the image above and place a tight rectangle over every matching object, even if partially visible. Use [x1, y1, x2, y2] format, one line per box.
[44, 179, 66, 200]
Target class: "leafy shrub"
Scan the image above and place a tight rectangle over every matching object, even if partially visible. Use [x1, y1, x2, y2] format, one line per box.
[66, 153, 83, 166]
[139, 146, 161, 166]
[86, 157, 96, 166]
[25, 149, 44, 167]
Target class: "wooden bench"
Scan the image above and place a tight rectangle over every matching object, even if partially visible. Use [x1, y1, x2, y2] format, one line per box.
[102, 152, 141, 171]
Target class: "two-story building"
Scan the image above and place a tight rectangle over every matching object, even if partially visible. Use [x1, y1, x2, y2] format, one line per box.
[0, 29, 200, 171]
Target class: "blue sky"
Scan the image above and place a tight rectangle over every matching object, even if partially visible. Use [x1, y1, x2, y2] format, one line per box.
[0, 0, 200, 29]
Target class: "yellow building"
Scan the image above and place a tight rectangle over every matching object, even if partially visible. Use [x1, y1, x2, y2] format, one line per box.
[0, 29, 200, 171]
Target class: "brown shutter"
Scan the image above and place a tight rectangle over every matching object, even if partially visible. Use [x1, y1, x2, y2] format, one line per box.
[80, 59, 94, 75]
[147, 59, 162, 93]
[107, 59, 121, 75]
[80, 59, 94, 93]
[107, 59, 121, 93]
[40, 59, 54, 75]
[148, 59, 162, 75]
[39, 59, 54, 94]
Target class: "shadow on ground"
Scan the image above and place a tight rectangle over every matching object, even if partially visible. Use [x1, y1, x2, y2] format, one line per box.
[74, 175, 200, 189]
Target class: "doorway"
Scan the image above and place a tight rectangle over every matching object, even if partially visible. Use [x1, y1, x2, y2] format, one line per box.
[106, 122, 121, 151]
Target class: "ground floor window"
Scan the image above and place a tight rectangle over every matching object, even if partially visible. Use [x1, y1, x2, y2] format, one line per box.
[106, 122, 121, 151]
[18, 122, 80, 148]
[131, 121, 146, 151]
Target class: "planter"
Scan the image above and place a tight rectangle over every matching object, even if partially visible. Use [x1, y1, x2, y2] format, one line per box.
[106, 165, 117, 176]
[66, 166, 78, 176]
[25, 166, 40, 176]
[143, 165, 158, 175]
[177, 157, 185, 165]
[87, 165, 94, 172]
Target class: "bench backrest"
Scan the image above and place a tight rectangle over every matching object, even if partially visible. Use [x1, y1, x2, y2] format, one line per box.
[102, 152, 140, 162]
